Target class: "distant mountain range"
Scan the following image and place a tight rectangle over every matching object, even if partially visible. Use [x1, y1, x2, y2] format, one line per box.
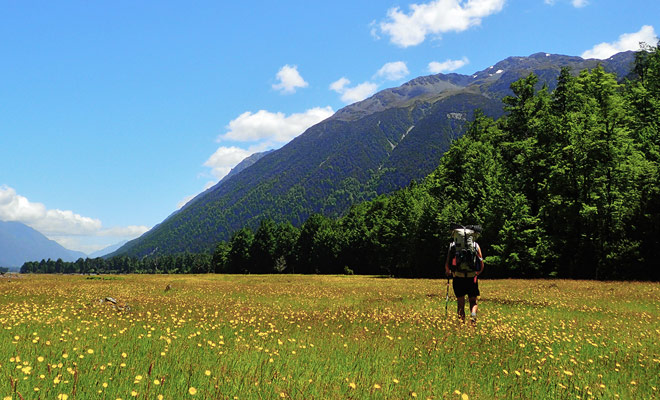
[0, 220, 86, 267]
[112, 51, 637, 258]
[88, 241, 127, 259]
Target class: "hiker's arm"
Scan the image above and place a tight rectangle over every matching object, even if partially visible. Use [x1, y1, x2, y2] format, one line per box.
[476, 244, 484, 275]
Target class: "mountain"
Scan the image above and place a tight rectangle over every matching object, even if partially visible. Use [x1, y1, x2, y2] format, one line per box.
[113, 51, 637, 258]
[175, 150, 274, 215]
[219, 150, 274, 186]
[88, 241, 128, 259]
[0, 220, 87, 267]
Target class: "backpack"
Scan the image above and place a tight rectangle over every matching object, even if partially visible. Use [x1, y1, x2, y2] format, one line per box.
[448, 225, 481, 273]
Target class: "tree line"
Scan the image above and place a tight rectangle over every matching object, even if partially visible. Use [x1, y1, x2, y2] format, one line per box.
[22, 45, 660, 280]
[20, 253, 213, 274]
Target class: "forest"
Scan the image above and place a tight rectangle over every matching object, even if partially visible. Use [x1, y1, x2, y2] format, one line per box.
[21, 45, 660, 280]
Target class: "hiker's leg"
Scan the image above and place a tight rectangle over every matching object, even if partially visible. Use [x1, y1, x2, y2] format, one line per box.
[469, 297, 478, 314]
[456, 296, 466, 320]
[468, 296, 478, 322]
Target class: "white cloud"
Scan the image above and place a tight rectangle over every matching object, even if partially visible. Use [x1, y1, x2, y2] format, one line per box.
[203, 146, 254, 180]
[375, 61, 410, 81]
[97, 226, 150, 237]
[194, 106, 335, 207]
[0, 185, 101, 235]
[369, 20, 381, 40]
[545, 0, 588, 7]
[330, 78, 379, 103]
[341, 82, 379, 103]
[220, 107, 334, 143]
[272, 65, 308, 94]
[202, 106, 334, 184]
[428, 57, 469, 73]
[379, 0, 506, 47]
[329, 77, 351, 93]
[582, 25, 658, 59]
[0, 185, 149, 253]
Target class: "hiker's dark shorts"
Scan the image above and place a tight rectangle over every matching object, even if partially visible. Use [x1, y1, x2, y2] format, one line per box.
[453, 277, 480, 298]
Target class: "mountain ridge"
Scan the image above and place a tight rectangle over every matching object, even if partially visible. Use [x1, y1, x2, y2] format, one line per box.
[112, 51, 637, 258]
[0, 220, 87, 267]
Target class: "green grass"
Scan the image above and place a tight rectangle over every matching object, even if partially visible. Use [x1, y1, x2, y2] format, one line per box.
[0, 275, 658, 399]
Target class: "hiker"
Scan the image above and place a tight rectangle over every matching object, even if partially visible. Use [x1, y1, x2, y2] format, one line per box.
[444, 225, 484, 323]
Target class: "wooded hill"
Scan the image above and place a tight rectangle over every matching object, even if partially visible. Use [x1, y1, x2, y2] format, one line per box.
[111, 51, 636, 259]
[25, 45, 660, 280]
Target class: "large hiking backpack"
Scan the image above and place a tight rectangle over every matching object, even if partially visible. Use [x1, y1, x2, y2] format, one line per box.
[449, 225, 481, 273]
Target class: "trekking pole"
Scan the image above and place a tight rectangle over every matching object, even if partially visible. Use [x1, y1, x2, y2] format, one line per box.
[444, 277, 450, 316]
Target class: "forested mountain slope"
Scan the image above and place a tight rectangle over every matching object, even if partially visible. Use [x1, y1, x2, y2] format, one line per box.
[114, 51, 636, 257]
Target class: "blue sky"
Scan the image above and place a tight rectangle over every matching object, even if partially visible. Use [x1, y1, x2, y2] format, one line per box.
[0, 0, 658, 254]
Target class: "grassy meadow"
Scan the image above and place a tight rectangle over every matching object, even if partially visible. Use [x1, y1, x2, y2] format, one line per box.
[0, 274, 658, 399]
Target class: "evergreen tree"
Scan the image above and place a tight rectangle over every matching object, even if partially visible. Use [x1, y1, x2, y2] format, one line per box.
[227, 228, 254, 274]
[251, 219, 278, 273]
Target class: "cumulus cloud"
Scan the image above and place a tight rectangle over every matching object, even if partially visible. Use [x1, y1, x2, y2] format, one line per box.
[272, 65, 308, 94]
[0, 185, 149, 253]
[428, 57, 470, 73]
[329, 77, 351, 93]
[97, 226, 151, 237]
[341, 82, 379, 103]
[219, 107, 334, 143]
[582, 25, 658, 59]
[203, 146, 254, 180]
[331, 62, 409, 104]
[374, 61, 410, 81]
[201, 106, 334, 185]
[545, 0, 590, 7]
[329, 78, 379, 104]
[0, 185, 101, 236]
[545, 0, 588, 7]
[378, 0, 506, 47]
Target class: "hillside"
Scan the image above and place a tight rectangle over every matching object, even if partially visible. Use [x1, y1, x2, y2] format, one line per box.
[0, 220, 86, 267]
[113, 51, 636, 257]
[89, 241, 127, 259]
